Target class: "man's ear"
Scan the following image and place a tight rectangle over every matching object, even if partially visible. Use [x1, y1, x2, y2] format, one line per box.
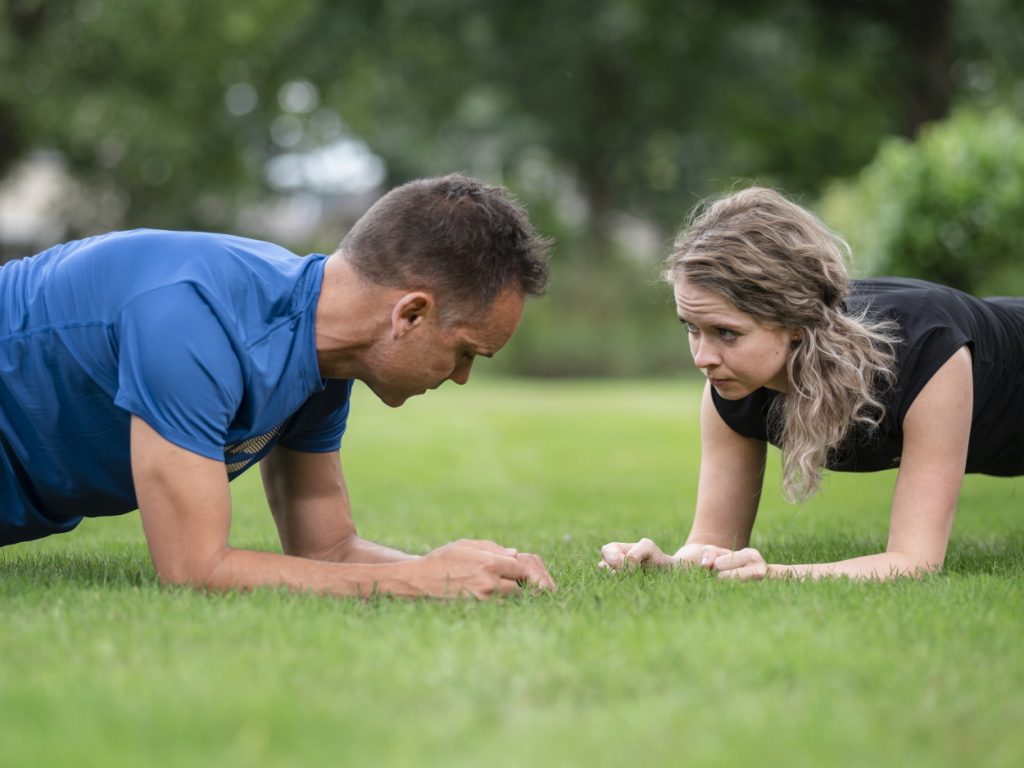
[390, 292, 434, 339]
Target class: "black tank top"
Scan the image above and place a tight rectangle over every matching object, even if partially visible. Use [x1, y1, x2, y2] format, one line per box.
[711, 277, 1024, 475]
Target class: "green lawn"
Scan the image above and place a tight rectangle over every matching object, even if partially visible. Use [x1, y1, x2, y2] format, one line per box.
[2, 378, 1022, 768]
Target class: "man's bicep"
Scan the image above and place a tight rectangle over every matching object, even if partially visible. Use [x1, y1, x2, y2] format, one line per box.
[116, 285, 242, 459]
[130, 415, 233, 585]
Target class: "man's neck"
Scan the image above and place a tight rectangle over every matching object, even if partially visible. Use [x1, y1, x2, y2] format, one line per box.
[314, 254, 391, 380]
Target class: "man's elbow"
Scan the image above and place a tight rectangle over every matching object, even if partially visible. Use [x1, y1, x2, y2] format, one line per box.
[287, 533, 359, 562]
[151, 549, 231, 591]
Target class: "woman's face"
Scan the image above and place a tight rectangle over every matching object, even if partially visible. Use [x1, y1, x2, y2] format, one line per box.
[674, 279, 794, 399]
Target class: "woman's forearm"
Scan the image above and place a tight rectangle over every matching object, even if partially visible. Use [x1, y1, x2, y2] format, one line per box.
[767, 551, 941, 581]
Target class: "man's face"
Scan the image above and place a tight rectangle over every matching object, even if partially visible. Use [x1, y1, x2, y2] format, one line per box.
[371, 287, 525, 407]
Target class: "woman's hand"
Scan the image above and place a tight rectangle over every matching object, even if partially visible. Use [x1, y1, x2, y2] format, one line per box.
[598, 538, 679, 570]
[672, 542, 733, 568]
[598, 539, 736, 572]
[599, 538, 771, 581]
[702, 546, 769, 580]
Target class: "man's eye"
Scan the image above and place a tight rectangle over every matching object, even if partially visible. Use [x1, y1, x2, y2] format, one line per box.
[718, 328, 738, 341]
[684, 322, 699, 335]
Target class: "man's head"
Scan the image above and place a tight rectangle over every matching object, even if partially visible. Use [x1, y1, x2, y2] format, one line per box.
[339, 173, 551, 325]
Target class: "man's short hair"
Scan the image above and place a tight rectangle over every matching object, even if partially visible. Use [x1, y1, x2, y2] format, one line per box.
[340, 173, 551, 321]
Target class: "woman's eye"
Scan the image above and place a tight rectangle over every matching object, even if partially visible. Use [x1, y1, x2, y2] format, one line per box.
[684, 322, 699, 335]
[718, 328, 738, 341]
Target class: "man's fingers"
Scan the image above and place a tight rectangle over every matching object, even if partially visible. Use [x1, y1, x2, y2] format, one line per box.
[482, 550, 531, 582]
[455, 538, 518, 556]
[430, 543, 555, 596]
[494, 577, 523, 596]
[515, 552, 557, 590]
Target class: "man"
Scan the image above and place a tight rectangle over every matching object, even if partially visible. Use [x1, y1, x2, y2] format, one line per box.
[0, 173, 555, 599]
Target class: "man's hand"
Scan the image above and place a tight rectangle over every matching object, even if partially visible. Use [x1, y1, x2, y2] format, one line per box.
[409, 539, 556, 599]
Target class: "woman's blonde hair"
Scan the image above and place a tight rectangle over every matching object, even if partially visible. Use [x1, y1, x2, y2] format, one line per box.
[667, 187, 898, 501]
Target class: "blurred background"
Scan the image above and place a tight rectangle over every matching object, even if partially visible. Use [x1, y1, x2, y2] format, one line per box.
[1, 0, 1023, 376]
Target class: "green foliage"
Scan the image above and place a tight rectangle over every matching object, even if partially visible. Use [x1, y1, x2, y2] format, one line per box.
[2, 0, 979, 247]
[291, 0, 925, 256]
[820, 108, 1024, 294]
[0, 0, 316, 232]
[4, 1, 1024, 372]
[2, 380, 1023, 767]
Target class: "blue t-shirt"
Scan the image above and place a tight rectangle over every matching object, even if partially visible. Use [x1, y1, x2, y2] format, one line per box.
[0, 229, 353, 544]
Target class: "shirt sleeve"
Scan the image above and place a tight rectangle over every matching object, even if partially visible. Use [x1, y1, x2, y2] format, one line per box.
[113, 283, 243, 460]
[892, 324, 972, 427]
[278, 379, 354, 453]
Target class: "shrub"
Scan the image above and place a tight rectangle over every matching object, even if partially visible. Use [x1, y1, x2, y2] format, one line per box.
[819, 107, 1024, 295]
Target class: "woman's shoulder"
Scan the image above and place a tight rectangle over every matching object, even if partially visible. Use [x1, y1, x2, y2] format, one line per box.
[848, 277, 966, 313]
[847, 277, 990, 343]
[850, 277, 980, 427]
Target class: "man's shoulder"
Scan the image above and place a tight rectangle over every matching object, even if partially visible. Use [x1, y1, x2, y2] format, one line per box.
[98, 229, 296, 262]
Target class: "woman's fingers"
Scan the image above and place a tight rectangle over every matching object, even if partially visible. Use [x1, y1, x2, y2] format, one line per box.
[624, 538, 668, 567]
[711, 547, 768, 580]
[598, 540, 679, 573]
[696, 544, 733, 569]
[601, 542, 769, 580]
[599, 542, 632, 570]
[599, 539, 676, 570]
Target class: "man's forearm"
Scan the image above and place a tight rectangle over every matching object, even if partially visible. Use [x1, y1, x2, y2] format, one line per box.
[305, 534, 420, 565]
[179, 541, 547, 600]
[203, 546, 423, 597]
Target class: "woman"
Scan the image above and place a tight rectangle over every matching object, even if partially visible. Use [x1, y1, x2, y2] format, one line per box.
[600, 187, 1024, 580]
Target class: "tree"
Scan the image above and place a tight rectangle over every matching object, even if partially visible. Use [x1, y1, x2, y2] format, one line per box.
[286, 0, 975, 263]
[0, 0, 313, 236]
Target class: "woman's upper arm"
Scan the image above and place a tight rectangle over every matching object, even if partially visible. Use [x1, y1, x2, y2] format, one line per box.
[687, 382, 767, 549]
[887, 345, 973, 567]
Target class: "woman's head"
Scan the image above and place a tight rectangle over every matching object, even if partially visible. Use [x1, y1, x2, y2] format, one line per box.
[667, 187, 898, 502]
[666, 186, 851, 335]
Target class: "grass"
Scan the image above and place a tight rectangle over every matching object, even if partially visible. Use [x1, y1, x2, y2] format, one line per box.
[1, 378, 1022, 768]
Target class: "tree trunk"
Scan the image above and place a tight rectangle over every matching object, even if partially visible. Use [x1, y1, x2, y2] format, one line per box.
[893, 0, 953, 136]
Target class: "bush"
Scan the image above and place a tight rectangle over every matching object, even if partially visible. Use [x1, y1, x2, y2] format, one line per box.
[819, 107, 1024, 295]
